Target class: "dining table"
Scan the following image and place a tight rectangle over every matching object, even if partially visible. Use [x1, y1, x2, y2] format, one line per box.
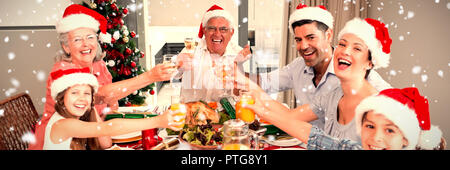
[104, 105, 307, 150]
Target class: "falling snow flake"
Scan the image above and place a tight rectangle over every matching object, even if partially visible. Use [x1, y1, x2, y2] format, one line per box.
[21, 131, 36, 144]
[412, 66, 421, 74]
[8, 52, 16, 60]
[437, 70, 444, 78]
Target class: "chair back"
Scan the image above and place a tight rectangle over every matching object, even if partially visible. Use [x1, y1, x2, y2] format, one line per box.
[0, 93, 39, 150]
[439, 137, 447, 150]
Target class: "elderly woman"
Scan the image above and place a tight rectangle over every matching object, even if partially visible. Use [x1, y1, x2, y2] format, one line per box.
[29, 4, 176, 150]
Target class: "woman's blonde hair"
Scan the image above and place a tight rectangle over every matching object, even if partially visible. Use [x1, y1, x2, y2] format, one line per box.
[55, 32, 105, 63]
[54, 85, 101, 150]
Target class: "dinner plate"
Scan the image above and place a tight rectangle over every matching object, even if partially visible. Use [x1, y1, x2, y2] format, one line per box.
[111, 131, 142, 143]
[106, 144, 135, 150]
[263, 135, 303, 147]
[274, 147, 305, 150]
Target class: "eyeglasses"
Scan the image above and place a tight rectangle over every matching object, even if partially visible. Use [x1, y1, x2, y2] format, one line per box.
[70, 34, 98, 45]
[205, 26, 231, 34]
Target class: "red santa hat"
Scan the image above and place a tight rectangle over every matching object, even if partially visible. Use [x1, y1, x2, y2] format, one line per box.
[288, 4, 334, 34]
[198, 4, 234, 38]
[56, 4, 111, 43]
[50, 67, 99, 100]
[355, 88, 443, 150]
[338, 18, 392, 69]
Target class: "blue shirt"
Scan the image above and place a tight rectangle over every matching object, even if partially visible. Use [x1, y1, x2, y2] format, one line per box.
[307, 125, 363, 150]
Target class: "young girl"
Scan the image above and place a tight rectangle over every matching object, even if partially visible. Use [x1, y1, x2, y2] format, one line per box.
[43, 67, 185, 150]
[245, 87, 443, 150]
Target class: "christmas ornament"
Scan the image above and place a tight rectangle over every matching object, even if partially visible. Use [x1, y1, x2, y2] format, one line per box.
[108, 60, 115, 67]
[111, 3, 118, 11]
[125, 48, 132, 55]
[123, 36, 129, 43]
[130, 31, 136, 38]
[113, 31, 120, 40]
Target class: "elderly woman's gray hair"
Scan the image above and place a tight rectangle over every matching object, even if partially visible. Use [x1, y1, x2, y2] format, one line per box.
[55, 32, 104, 62]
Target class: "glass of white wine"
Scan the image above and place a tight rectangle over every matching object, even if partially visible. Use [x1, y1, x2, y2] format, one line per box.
[163, 54, 180, 88]
[184, 37, 196, 53]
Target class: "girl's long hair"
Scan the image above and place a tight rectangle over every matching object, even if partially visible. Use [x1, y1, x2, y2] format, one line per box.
[54, 86, 101, 150]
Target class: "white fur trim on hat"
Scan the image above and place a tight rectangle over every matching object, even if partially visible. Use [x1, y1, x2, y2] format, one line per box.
[338, 18, 390, 69]
[50, 73, 99, 100]
[288, 7, 334, 34]
[201, 10, 234, 29]
[56, 14, 99, 33]
[355, 95, 420, 150]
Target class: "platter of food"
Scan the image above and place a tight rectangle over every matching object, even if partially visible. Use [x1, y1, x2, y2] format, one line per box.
[174, 100, 228, 150]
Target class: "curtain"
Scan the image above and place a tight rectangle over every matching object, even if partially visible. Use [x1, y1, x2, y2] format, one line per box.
[281, 0, 368, 108]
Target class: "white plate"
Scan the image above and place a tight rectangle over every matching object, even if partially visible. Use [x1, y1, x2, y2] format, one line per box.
[274, 147, 305, 150]
[264, 136, 303, 147]
[118, 106, 153, 113]
[111, 131, 141, 140]
[105, 144, 135, 150]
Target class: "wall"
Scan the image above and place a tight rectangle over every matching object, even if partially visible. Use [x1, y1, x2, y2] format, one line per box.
[0, 0, 81, 115]
[368, 0, 450, 142]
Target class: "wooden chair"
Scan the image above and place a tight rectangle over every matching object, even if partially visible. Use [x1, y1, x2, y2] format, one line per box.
[439, 137, 447, 150]
[0, 93, 39, 150]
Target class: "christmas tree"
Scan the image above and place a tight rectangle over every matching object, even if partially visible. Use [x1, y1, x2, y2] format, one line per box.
[82, 0, 154, 106]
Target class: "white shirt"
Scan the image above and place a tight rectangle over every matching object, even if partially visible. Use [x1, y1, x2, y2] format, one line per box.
[178, 39, 244, 102]
[43, 112, 72, 150]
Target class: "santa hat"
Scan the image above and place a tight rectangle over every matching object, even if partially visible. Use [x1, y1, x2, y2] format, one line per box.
[338, 18, 392, 69]
[288, 4, 334, 34]
[198, 5, 234, 38]
[50, 67, 99, 100]
[56, 4, 111, 43]
[355, 88, 443, 150]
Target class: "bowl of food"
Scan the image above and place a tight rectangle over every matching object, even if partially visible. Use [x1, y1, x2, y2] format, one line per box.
[179, 123, 223, 150]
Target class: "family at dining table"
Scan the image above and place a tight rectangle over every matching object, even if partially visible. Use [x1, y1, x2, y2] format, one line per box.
[30, 3, 443, 150]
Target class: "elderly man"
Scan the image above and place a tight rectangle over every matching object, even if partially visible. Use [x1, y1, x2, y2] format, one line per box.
[235, 4, 391, 129]
[176, 5, 251, 102]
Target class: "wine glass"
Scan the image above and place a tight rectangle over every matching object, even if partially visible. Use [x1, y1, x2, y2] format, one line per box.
[184, 37, 196, 53]
[212, 55, 236, 97]
[162, 54, 178, 82]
